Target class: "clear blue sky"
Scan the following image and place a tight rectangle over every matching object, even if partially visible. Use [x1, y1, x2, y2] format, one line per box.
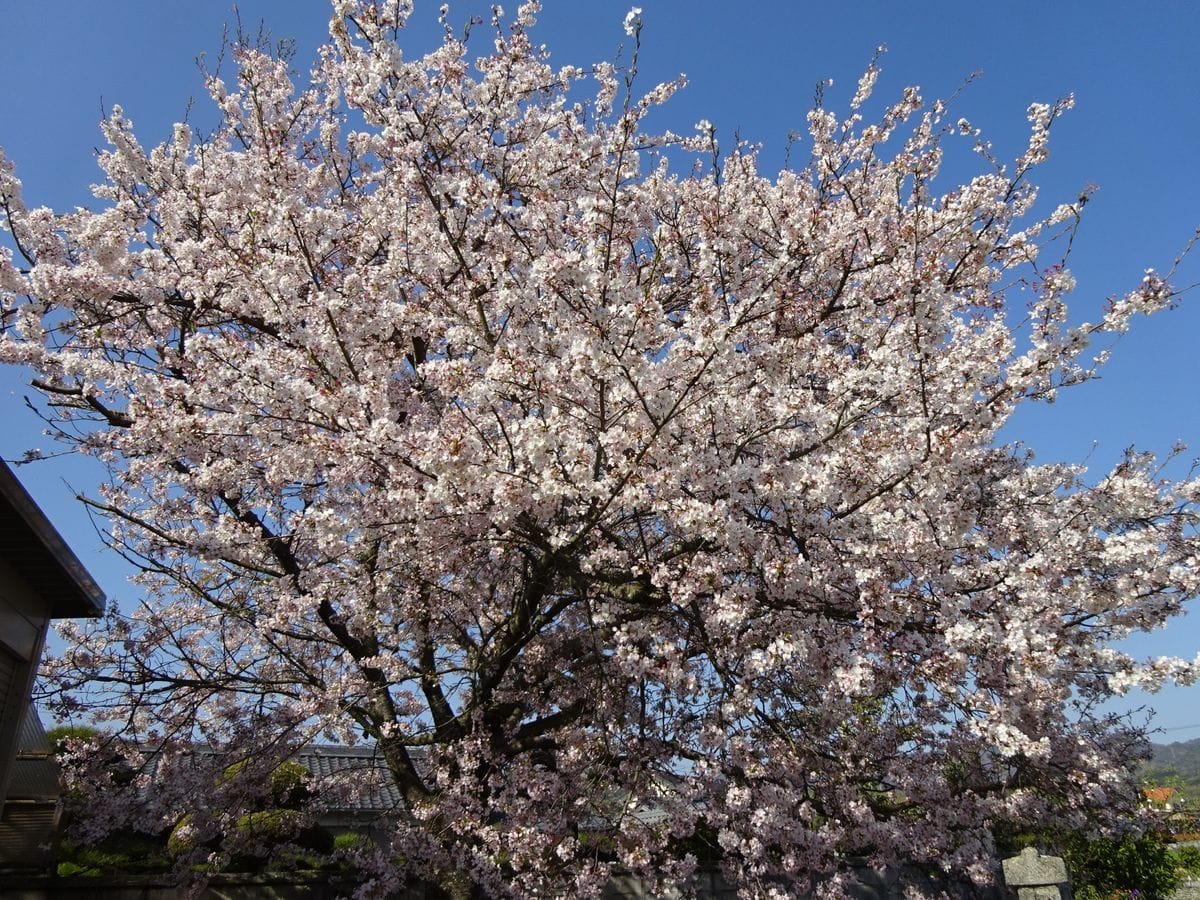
[1, 1, 1198, 737]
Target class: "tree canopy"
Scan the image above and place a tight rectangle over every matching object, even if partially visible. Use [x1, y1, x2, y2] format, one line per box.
[2, 2, 1198, 896]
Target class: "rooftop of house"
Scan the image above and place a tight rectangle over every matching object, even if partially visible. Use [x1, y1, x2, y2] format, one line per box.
[1143, 785, 1178, 806]
[126, 741, 678, 828]
[293, 744, 404, 816]
[0, 460, 105, 618]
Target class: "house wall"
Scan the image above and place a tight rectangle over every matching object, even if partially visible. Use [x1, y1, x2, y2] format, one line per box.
[0, 556, 51, 810]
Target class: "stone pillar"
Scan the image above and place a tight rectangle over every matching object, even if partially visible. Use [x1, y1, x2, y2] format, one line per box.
[1001, 847, 1071, 899]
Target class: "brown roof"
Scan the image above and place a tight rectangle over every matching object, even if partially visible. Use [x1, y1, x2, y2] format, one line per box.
[1144, 786, 1177, 805]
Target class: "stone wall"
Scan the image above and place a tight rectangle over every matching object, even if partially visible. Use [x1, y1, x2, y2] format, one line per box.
[0, 853, 1069, 899]
[0, 866, 1003, 900]
[0, 874, 426, 900]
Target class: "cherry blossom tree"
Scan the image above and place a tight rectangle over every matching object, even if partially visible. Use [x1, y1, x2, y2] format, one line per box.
[2, 2, 1198, 896]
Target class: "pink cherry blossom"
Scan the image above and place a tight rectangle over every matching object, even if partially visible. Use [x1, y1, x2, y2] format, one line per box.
[1, 2, 1197, 896]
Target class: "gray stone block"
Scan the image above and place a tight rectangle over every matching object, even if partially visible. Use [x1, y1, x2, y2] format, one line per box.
[1002, 847, 1068, 886]
[1015, 888, 1063, 900]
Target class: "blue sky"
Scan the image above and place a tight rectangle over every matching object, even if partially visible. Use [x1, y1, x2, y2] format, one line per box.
[1, 1, 1198, 736]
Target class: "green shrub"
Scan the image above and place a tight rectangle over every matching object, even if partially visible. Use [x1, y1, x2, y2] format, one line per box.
[166, 813, 199, 858]
[70, 756, 325, 872]
[268, 760, 311, 806]
[56, 861, 98, 877]
[235, 809, 302, 843]
[333, 831, 375, 851]
[1174, 843, 1200, 877]
[220, 758, 311, 807]
[1064, 831, 1182, 900]
[57, 832, 169, 875]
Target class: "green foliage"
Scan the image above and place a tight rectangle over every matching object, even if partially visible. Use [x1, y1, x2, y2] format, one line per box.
[46, 725, 138, 792]
[159, 757, 331, 866]
[1174, 844, 1200, 877]
[166, 813, 198, 858]
[44, 725, 101, 757]
[267, 760, 310, 804]
[234, 811, 334, 858]
[221, 757, 312, 808]
[235, 808, 302, 842]
[57, 832, 169, 876]
[333, 831, 375, 851]
[55, 861, 97, 877]
[1064, 831, 1182, 900]
[991, 822, 1041, 858]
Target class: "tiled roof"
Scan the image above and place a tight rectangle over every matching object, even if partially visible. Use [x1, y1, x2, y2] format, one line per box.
[139, 743, 677, 827]
[137, 743, 424, 817]
[295, 745, 405, 815]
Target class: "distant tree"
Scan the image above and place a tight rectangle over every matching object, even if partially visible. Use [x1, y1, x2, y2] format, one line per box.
[44, 725, 101, 759]
[2, 2, 1198, 896]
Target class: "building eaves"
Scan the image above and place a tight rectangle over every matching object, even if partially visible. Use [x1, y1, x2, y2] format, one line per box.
[0, 460, 105, 618]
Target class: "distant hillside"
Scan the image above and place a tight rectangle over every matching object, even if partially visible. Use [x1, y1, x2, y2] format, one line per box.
[1144, 736, 1200, 805]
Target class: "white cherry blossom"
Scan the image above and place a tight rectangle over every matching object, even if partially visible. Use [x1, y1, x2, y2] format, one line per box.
[1, 3, 1196, 896]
